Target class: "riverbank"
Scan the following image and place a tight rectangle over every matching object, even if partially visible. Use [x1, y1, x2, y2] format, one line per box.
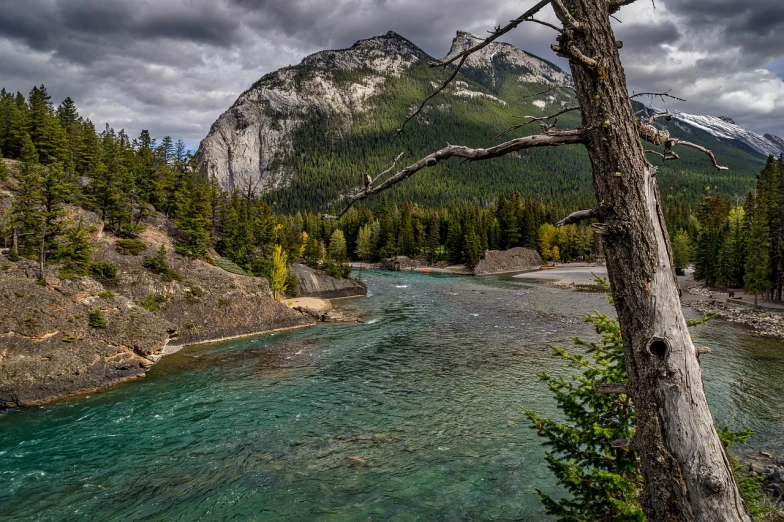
[512, 264, 784, 339]
[513, 262, 607, 289]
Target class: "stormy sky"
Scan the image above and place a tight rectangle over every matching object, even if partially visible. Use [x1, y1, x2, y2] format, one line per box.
[1, 0, 783, 150]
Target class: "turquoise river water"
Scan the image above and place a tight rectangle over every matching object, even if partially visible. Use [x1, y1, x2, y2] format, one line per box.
[1, 270, 783, 521]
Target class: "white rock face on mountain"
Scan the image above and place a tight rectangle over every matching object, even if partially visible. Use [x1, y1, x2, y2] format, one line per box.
[198, 30, 577, 192]
[445, 31, 573, 88]
[197, 32, 426, 192]
[671, 111, 784, 157]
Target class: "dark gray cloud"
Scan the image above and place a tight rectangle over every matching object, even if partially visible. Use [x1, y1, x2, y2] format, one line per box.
[0, 0, 782, 150]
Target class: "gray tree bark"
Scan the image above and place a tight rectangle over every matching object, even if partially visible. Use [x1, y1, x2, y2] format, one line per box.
[557, 0, 752, 519]
[326, 0, 754, 518]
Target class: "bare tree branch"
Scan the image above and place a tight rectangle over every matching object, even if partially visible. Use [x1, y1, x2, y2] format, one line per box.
[432, 0, 555, 69]
[644, 149, 679, 162]
[667, 139, 729, 171]
[323, 128, 585, 220]
[637, 120, 728, 170]
[369, 152, 405, 186]
[393, 55, 467, 141]
[609, 0, 640, 13]
[649, 111, 672, 123]
[527, 17, 563, 33]
[630, 90, 686, 103]
[551, 0, 581, 29]
[514, 85, 576, 103]
[494, 106, 579, 140]
[556, 207, 598, 227]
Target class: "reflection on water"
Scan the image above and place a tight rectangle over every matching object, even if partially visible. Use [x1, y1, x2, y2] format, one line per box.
[0, 270, 781, 520]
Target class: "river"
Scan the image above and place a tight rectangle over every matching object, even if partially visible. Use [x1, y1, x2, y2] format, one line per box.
[1, 270, 782, 520]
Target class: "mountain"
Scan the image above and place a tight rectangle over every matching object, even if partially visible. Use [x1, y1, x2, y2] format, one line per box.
[666, 112, 784, 157]
[197, 31, 769, 213]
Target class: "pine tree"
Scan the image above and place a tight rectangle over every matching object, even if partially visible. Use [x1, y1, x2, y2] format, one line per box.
[58, 218, 94, 275]
[9, 135, 44, 256]
[523, 306, 643, 520]
[744, 202, 770, 306]
[671, 229, 691, 276]
[355, 222, 375, 263]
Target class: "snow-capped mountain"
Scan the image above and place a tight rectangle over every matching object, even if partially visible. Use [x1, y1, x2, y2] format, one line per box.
[670, 111, 784, 158]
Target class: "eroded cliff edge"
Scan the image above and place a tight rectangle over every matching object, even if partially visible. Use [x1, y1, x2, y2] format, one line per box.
[0, 210, 312, 408]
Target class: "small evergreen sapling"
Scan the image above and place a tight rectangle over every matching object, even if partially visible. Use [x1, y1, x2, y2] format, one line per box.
[524, 278, 780, 520]
[522, 305, 644, 521]
[88, 307, 106, 328]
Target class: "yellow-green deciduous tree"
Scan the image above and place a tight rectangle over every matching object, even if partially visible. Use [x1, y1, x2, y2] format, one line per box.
[270, 244, 288, 301]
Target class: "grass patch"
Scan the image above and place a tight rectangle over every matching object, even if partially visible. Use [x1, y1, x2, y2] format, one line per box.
[98, 290, 115, 299]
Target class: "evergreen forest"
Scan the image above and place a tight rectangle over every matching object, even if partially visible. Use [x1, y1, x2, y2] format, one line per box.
[1, 84, 781, 302]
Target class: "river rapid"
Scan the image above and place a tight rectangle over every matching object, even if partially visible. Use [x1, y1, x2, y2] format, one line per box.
[1, 270, 782, 521]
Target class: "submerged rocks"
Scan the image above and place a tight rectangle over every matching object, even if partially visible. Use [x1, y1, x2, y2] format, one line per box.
[473, 247, 543, 275]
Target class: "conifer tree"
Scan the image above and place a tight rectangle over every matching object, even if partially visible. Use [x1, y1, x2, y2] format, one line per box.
[9, 135, 44, 256]
[523, 306, 642, 520]
[744, 201, 770, 306]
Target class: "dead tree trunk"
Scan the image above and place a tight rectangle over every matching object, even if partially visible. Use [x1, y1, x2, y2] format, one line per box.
[324, 0, 753, 518]
[557, 0, 751, 519]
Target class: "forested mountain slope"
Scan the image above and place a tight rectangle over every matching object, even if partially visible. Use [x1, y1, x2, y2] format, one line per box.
[198, 31, 775, 214]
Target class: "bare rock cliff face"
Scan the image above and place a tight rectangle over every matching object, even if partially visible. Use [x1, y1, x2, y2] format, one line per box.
[196, 30, 573, 194]
[446, 31, 572, 88]
[197, 31, 426, 192]
[289, 263, 367, 299]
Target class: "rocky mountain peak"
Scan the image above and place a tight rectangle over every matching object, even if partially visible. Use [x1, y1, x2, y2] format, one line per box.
[444, 30, 571, 87]
[763, 133, 784, 154]
[301, 31, 427, 73]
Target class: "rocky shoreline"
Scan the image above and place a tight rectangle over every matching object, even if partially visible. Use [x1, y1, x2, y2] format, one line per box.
[683, 295, 784, 340]
[744, 452, 784, 509]
[0, 208, 368, 408]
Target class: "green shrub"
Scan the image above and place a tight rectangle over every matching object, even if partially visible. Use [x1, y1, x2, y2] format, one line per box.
[7, 250, 19, 261]
[214, 256, 249, 276]
[88, 308, 106, 328]
[98, 290, 115, 299]
[115, 239, 148, 256]
[138, 293, 169, 312]
[90, 261, 117, 279]
[142, 245, 183, 282]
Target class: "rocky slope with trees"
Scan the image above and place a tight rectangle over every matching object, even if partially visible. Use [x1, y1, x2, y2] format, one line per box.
[0, 209, 311, 408]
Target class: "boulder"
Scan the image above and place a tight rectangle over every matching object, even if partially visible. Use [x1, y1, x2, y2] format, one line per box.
[473, 247, 543, 275]
[289, 263, 367, 299]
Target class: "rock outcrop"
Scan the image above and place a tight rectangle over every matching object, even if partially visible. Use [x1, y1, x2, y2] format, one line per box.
[196, 30, 574, 194]
[197, 31, 427, 192]
[289, 263, 367, 299]
[473, 247, 543, 275]
[0, 259, 175, 407]
[0, 208, 311, 408]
